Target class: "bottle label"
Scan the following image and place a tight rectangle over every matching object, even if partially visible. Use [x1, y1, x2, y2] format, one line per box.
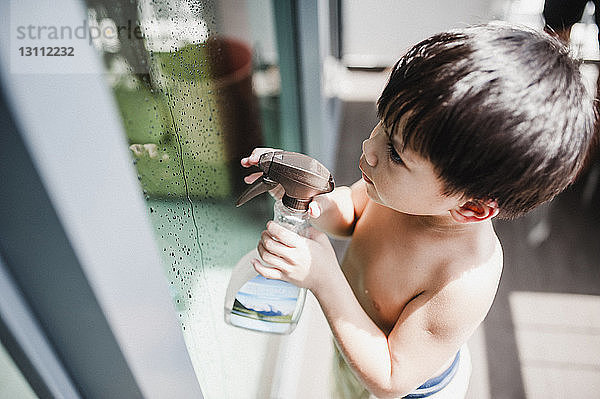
[231, 276, 300, 323]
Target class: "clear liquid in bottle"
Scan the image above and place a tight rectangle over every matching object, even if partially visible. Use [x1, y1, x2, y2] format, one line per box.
[224, 200, 309, 334]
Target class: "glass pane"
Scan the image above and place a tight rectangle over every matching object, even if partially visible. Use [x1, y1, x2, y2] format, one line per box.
[83, 1, 288, 397]
[0, 340, 39, 399]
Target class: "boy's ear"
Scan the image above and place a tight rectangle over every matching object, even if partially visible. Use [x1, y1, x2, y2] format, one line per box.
[449, 200, 499, 223]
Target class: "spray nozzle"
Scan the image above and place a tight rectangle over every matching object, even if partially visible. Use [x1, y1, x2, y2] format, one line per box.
[236, 151, 335, 210]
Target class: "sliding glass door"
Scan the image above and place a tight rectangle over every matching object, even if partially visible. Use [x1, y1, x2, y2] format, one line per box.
[84, 1, 302, 397]
[1, 0, 335, 397]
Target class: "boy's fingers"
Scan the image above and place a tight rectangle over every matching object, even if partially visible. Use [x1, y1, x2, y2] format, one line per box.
[308, 201, 321, 218]
[310, 193, 334, 217]
[260, 230, 294, 253]
[252, 259, 284, 280]
[306, 226, 329, 244]
[250, 147, 277, 161]
[261, 234, 298, 266]
[257, 242, 292, 270]
[266, 221, 302, 247]
[241, 147, 280, 167]
[244, 172, 263, 184]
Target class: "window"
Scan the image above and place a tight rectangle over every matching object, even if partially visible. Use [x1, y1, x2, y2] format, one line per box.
[86, 1, 292, 396]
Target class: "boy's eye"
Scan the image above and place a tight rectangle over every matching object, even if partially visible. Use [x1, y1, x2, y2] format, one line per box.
[387, 140, 404, 165]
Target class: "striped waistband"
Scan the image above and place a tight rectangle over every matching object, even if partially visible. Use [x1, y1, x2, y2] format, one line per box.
[403, 350, 461, 398]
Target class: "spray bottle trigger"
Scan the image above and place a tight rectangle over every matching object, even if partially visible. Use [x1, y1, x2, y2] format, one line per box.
[236, 175, 280, 207]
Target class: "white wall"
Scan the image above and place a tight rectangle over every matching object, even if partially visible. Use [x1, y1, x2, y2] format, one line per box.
[341, 0, 502, 66]
[218, 0, 278, 65]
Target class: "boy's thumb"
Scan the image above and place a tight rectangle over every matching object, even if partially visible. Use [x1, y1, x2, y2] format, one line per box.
[308, 201, 321, 218]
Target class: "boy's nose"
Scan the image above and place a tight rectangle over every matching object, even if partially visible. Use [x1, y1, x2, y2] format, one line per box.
[362, 138, 378, 167]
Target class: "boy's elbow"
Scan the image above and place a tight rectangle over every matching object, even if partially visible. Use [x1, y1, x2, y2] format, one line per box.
[368, 383, 414, 399]
[366, 365, 419, 399]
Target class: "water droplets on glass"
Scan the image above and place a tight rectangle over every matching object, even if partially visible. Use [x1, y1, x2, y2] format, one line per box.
[87, 1, 282, 397]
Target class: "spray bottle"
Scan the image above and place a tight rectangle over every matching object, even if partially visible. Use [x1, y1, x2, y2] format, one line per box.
[224, 151, 334, 334]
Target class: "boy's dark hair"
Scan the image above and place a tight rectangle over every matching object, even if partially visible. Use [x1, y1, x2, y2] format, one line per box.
[377, 23, 595, 219]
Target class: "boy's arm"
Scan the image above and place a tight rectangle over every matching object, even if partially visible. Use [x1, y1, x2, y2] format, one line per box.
[254, 219, 498, 398]
[310, 179, 369, 238]
[312, 265, 493, 398]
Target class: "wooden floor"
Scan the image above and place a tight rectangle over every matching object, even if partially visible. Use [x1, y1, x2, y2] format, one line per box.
[330, 98, 600, 399]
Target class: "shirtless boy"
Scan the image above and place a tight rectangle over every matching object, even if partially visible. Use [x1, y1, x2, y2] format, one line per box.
[241, 23, 595, 398]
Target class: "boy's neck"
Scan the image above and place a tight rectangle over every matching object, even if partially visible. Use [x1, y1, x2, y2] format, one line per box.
[408, 213, 490, 234]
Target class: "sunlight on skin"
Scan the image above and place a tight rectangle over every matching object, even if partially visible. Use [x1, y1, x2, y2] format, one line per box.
[334, 317, 394, 387]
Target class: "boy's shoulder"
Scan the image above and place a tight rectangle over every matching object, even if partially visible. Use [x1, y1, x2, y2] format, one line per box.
[371, 196, 502, 317]
[413, 227, 502, 342]
[353, 195, 502, 314]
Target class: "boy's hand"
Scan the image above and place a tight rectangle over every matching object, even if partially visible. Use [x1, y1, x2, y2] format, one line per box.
[252, 221, 338, 292]
[241, 148, 327, 218]
[241, 147, 284, 199]
[306, 192, 334, 219]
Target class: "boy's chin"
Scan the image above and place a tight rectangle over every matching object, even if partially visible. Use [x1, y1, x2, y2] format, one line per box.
[365, 184, 382, 203]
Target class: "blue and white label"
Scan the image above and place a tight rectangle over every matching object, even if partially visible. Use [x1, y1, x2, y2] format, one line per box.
[232, 276, 300, 323]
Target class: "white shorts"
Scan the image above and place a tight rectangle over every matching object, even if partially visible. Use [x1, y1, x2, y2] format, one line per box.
[410, 345, 472, 399]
